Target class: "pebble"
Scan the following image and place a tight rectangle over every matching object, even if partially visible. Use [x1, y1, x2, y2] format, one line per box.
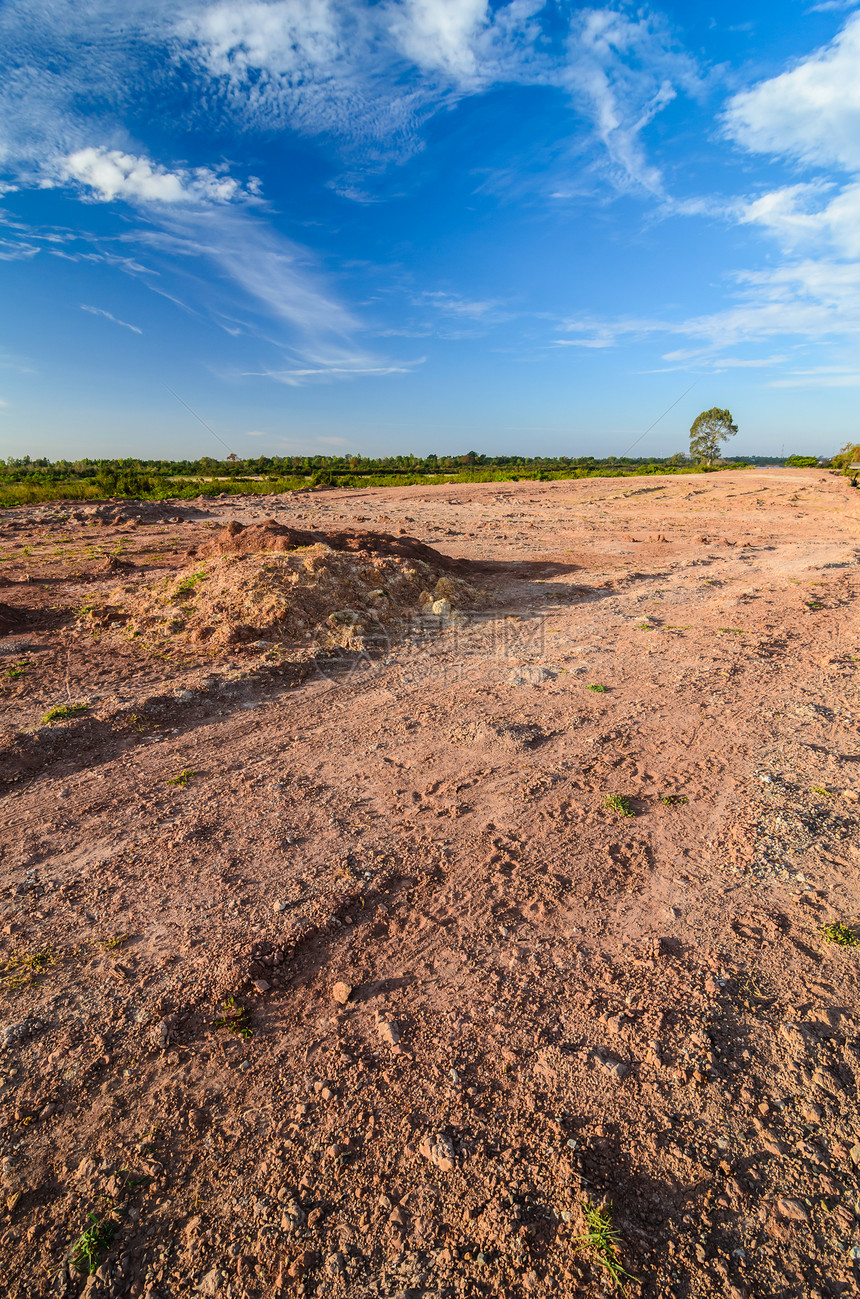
[775, 1198, 810, 1223]
[377, 1019, 401, 1047]
[252, 978, 270, 994]
[419, 1133, 456, 1173]
[593, 1048, 630, 1081]
[332, 982, 352, 1005]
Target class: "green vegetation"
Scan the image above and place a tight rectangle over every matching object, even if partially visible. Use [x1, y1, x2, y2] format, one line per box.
[603, 793, 635, 817]
[69, 1213, 118, 1276]
[0, 450, 769, 508]
[1, 946, 54, 994]
[660, 794, 688, 806]
[168, 768, 193, 787]
[41, 702, 88, 724]
[822, 922, 860, 948]
[4, 659, 29, 680]
[215, 996, 253, 1040]
[174, 569, 208, 598]
[831, 443, 860, 474]
[689, 407, 738, 466]
[575, 1200, 637, 1295]
[586, 682, 608, 693]
[785, 455, 819, 467]
[810, 785, 833, 797]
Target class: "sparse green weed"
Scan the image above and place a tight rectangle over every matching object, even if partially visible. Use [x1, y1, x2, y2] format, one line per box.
[587, 683, 608, 693]
[215, 996, 253, 1040]
[41, 703, 88, 724]
[69, 1213, 117, 1276]
[634, 622, 656, 631]
[574, 1200, 637, 1296]
[822, 922, 860, 948]
[98, 935, 128, 954]
[810, 785, 833, 798]
[603, 793, 635, 817]
[660, 794, 688, 806]
[718, 627, 745, 634]
[0, 946, 54, 993]
[5, 659, 29, 681]
[174, 569, 208, 599]
[167, 768, 193, 787]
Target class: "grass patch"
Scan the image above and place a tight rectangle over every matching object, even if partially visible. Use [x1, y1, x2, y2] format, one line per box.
[41, 702, 88, 724]
[660, 794, 688, 806]
[587, 683, 608, 693]
[634, 622, 657, 631]
[717, 627, 745, 635]
[806, 601, 825, 611]
[822, 922, 860, 948]
[0, 946, 53, 993]
[603, 793, 635, 817]
[4, 660, 29, 681]
[575, 1200, 637, 1296]
[69, 1213, 118, 1276]
[214, 996, 253, 1040]
[810, 785, 833, 798]
[167, 768, 193, 787]
[98, 934, 128, 954]
[174, 569, 208, 598]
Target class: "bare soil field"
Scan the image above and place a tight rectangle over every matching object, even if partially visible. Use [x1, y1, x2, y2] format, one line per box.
[1, 467, 859, 1299]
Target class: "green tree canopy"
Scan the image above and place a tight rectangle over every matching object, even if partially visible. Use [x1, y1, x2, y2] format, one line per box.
[689, 408, 738, 465]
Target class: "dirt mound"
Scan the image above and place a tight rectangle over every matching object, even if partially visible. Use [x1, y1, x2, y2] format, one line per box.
[195, 518, 466, 572]
[104, 543, 479, 652]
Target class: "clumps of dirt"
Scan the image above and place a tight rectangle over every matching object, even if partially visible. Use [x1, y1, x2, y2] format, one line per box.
[97, 555, 135, 575]
[100, 543, 480, 653]
[194, 518, 468, 572]
[453, 716, 549, 751]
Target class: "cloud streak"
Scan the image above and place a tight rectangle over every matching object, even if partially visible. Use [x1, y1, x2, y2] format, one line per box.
[80, 304, 142, 333]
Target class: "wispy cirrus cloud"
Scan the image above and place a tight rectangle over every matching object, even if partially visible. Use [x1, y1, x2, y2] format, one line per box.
[80, 304, 142, 333]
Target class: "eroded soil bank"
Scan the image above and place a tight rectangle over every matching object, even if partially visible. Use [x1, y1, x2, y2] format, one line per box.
[1, 468, 859, 1299]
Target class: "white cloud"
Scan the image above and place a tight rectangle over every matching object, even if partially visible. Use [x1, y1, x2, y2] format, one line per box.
[80, 304, 142, 333]
[63, 147, 244, 205]
[725, 12, 860, 172]
[769, 366, 860, 387]
[242, 362, 420, 385]
[0, 237, 40, 259]
[419, 290, 508, 320]
[740, 179, 860, 259]
[387, 0, 490, 82]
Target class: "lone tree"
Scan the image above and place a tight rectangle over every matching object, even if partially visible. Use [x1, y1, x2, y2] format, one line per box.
[689, 407, 738, 465]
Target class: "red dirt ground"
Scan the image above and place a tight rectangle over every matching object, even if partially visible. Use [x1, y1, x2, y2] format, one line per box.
[1, 468, 859, 1299]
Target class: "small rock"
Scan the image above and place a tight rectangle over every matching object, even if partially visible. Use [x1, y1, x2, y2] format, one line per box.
[272, 900, 287, 914]
[281, 1199, 306, 1231]
[593, 1048, 629, 1081]
[775, 1198, 809, 1223]
[431, 598, 451, 617]
[849, 1143, 860, 1167]
[252, 978, 270, 994]
[332, 982, 352, 1006]
[324, 1252, 346, 1278]
[196, 1269, 224, 1296]
[419, 1132, 456, 1173]
[377, 1019, 401, 1047]
[800, 1101, 823, 1125]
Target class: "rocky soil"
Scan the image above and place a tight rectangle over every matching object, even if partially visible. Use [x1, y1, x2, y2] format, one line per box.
[0, 467, 859, 1299]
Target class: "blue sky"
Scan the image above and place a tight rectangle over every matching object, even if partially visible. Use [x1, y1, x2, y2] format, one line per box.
[2, 0, 860, 461]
